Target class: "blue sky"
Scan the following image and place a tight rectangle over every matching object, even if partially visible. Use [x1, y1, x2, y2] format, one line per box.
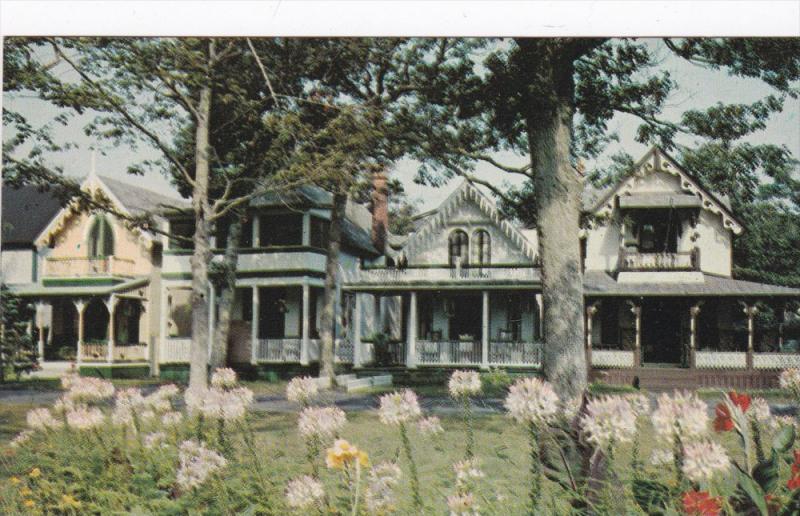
[5, 38, 798, 212]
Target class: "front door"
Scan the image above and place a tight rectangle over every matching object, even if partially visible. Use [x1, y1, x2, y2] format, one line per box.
[448, 294, 482, 341]
[641, 299, 683, 365]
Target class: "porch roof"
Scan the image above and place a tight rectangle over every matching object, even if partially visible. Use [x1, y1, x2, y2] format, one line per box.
[9, 277, 149, 298]
[584, 271, 800, 297]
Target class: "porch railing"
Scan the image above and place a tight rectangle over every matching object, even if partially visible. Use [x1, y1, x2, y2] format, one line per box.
[591, 349, 636, 368]
[488, 341, 542, 367]
[618, 249, 698, 272]
[416, 340, 482, 366]
[753, 352, 800, 370]
[160, 337, 191, 363]
[255, 338, 302, 362]
[44, 256, 137, 278]
[81, 342, 148, 362]
[695, 350, 748, 369]
[346, 265, 538, 285]
[335, 339, 354, 364]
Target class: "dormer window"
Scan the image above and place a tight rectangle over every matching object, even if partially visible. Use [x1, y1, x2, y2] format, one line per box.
[88, 214, 114, 257]
[448, 229, 468, 267]
[472, 229, 491, 265]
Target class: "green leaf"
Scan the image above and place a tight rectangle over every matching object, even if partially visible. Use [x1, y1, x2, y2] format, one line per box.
[752, 451, 780, 493]
[772, 424, 795, 454]
[737, 468, 769, 516]
[631, 478, 671, 514]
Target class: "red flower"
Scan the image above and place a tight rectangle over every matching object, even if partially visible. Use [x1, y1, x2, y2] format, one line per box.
[788, 475, 800, 491]
[683, 491, 723, 516]
[713, 403, 734, 432]
[794, 450, 800, 464]
[728, 391, 751, 412]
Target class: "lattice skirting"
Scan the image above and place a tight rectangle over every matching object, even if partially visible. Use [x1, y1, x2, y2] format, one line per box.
[591, 350, 635, 368]
[695, 351, 747, 369]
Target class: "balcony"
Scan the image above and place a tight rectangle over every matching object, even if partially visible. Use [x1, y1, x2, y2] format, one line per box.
[43, 256, 137, 278]
[618, 248, 699, 272]
[344, 265, 540, 287]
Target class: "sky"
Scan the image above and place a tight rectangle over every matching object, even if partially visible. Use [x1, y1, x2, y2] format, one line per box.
[4, 38, 799, 212]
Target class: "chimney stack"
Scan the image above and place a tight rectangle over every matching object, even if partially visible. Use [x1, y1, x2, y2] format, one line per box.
[371, 171, 389, 253]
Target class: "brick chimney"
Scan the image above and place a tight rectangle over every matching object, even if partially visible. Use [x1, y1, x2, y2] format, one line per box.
[371, 171, 389, 253]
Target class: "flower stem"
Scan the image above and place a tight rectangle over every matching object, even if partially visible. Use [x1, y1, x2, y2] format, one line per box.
[529, 422, 542, 514]
[463, 395, 474, 459]
[400, 422, 422, 512]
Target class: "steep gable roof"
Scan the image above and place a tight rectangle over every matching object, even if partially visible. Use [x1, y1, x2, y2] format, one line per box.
[2, 185, 66, 246]
[585, 146, 743, 234]
[99, 175, 189, 215]
[399, 179, 537, 261]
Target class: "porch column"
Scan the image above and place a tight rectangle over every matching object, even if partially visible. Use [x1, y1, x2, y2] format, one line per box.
[744, 304, 758, 370]
[481, 291, 489, 369]
[74, 299, 87, 364]
[35, 302, 48, 363]
[252, 213, 260, 247]
[105, 295, 118, 363]
[157, 284, 168, 375]
[628, 301, 641, 367]
[778, 302, 786, 350]
[406, 292, 418, 369]
[301, 281, 310, 366]
[586, 302, 599, 368]
[689, 303, 702, 369]
[535, 293, 544, 340]
[353, 293, 363, 368]
[302, 212, 311, 246]
[250, 286, 259, 364]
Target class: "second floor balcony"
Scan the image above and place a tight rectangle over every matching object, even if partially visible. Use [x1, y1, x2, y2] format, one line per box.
[343, 264, 540, 287]
[43, 256, 137, 278]
[618, 247, 699, 272]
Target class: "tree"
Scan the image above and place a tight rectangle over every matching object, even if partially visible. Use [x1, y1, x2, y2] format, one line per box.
[406, 37, 800, 397]
[0, 286, 38, 382]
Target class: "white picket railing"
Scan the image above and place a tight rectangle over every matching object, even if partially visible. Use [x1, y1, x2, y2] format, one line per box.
[753, 353, 800, 370]
[488, 341, 542, 367]
[591, 350, 635, 368]
[416, 340, 482, 366]
[255, 338, 302, 362]
[160, 338, 191, 363]
[695, 351, 747, 369]
[347, 266, 538, 285]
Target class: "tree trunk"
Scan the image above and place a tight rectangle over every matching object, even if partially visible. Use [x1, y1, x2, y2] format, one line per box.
[189, 82, 213, 391]
[319, 192, 346, 382]
[210, 214, 243, 368]
[525, 61, 587, 399]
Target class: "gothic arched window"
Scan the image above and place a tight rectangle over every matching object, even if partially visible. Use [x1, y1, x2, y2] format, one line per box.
[448, 230, 469, 267]
[472, 229, 491, 265]
[88, 215, 114, 257]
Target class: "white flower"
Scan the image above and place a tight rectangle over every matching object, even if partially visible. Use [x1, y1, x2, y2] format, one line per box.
[144, 384, 179, 413]
[26, 408, 59, 430]
[682, 440, 730, 483]
[176, 439, 227, 491]
[504, 377, 559, 426]
[286, 376, 319, 404]
[378, 389, 422, 425]
[285, 475, 325, 510]
[750, 397, 772, 425]
[780, 368, 800, 396]
[52, 395, 75, 415]
[210, 368, 238, 389]
[112, 388, 146, 426]
[627, 393, 651, 416]
[650, 448, 674, 466]
[10, 430, 34, 448]
[580, 396, 637, 450]
[652, 391, 709, 442]
[162, 411, 184, 427]
[447, 492, 479, 515]
[66, 406, 105, 430]
[298, 406, 346, 439]
[155, 383, 180, 399]
[449, 370, 482, 398]
[144, 431, 168, 450]
[453, 458, 484, 489]
[417, 416, 444, 435]
[62, 374, 115, 402]
[365, 462, 402, 514]
[185, 386, 253, 421]
[562, 395, 583, 422]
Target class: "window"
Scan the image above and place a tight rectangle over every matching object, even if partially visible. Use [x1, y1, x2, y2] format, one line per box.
[215, 216, 253, 249]
[310, 216, 330, 249]
[472, 229, 491, 265]
[448, 230, 469, 267]
[169, 218, 195, 250]
[87, 215, 114, 257]
[260, 213, 303, 247]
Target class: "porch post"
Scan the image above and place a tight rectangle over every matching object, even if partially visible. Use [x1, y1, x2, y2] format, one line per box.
[301, 281, 310, 366]
[689, 303, 701, 369]
[353, 293, 363, 368]
[629, 301, 641, 367]
[481, 291, 489, 369]
[251, 286, 259, 364]
[535, 293, 544, 340]
[406, 292, 418, 369]
[74, 299, 87, 364]
[252, 213, 260, 247]
[105, 295, 118, 364]
[157, 284, 168, 375]
[586, 302, 599, 368]
[36, 302, 47, 363]
[778, 302, 786, 350]
[745, 304, 758, 370]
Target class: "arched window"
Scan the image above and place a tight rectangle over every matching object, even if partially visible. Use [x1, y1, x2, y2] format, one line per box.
[88, 215, 114, 257]
[472, 229, 491, 265]
[448, 230, 469, 267]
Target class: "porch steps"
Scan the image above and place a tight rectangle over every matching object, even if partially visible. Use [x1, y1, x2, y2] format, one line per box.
[345, 374, 393, 393]
[30, 361, 75, 379]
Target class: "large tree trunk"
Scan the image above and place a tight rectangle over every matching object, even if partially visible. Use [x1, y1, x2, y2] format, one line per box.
[209, 214, 243, 368]
[319, 192, 346, 382]
[189, 82, 213, 391]
[524, 51, 587, 399]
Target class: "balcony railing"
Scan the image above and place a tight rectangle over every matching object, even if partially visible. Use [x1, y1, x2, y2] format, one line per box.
[618, 248, 698, 272]
[43, 256, 136, 278]
[346, 265, 538, 285]
[255, 338, 302, 362]
[488, 341, 542, 367]
[417, 340, 482, 366]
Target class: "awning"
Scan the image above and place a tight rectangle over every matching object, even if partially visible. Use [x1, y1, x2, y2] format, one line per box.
[618, 193, 702, 209]
[9, 277, 149, 298]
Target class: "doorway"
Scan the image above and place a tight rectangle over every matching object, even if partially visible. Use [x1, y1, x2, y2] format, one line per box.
[641, 299, 683, 365]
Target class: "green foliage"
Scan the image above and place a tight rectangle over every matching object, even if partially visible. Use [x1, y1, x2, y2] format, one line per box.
[0, 285, 37, 382]
[480, 367, 513, 397]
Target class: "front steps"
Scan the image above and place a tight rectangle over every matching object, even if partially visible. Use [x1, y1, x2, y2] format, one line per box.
[343, 373, 393, 392]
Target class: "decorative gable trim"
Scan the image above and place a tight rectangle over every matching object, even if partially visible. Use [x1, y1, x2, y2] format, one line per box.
[400, 180, 536, 261]
[591, 147, 743, 235]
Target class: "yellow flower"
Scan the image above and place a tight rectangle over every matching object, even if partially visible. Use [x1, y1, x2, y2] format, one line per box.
[357, 450, 369, 467]
[23, 499, 35, 508]
[10, 476, 21, 485]
[28, 468, 41, 479]
[61, 494, 81, 508]
[20, 487, 33, 497]
[325, 439, 369, 470]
